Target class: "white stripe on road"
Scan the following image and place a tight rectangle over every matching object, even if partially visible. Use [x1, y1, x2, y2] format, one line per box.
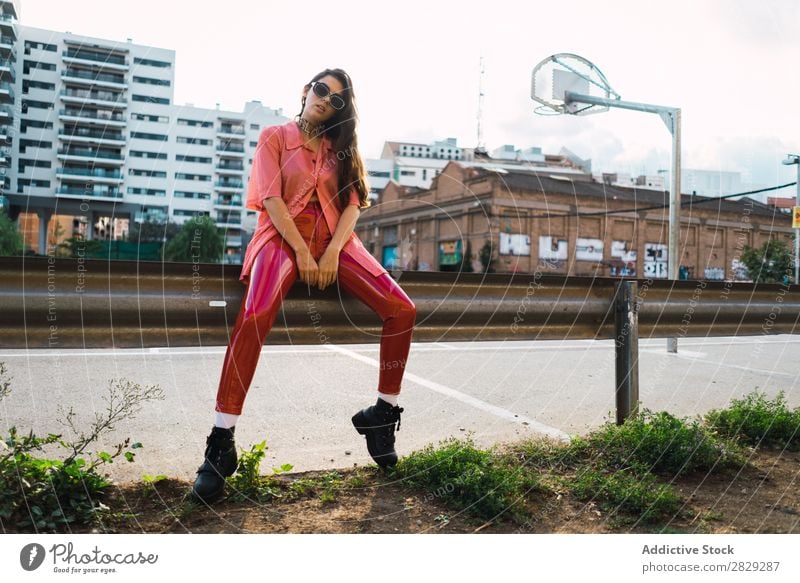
[323, 343, 571, 442]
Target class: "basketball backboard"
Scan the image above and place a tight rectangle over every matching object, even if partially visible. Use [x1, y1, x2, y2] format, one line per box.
[531, 53, 619, 116]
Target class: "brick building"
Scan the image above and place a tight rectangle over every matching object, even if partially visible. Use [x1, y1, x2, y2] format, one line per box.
[355, 161, 794, 281]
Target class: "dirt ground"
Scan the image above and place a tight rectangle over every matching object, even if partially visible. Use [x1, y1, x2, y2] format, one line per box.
[41, 443, 798, 535]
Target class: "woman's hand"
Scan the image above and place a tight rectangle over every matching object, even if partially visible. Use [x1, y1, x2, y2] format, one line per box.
[316, 248, 340, 290]
[295, 245, 319, 286]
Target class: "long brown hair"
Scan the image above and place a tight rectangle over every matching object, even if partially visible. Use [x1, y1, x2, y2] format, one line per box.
[297, 68, 371, 212]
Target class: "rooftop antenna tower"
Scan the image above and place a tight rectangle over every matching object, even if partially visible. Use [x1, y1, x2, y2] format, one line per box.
[474, 56, 488, 156]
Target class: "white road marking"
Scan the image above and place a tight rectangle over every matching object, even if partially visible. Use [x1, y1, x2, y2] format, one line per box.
[323, 343, 572, 442]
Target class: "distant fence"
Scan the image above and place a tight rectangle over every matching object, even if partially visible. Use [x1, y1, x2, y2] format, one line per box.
[1, 255, 797, 423]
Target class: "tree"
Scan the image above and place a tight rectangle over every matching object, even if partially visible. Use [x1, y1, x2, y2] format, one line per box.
[0, 210, 23, 256]
[163, 215, 224, 263]
[479, 240, 495, 273]
[740, 239, 795, 284]
[128, 219, 181, 244]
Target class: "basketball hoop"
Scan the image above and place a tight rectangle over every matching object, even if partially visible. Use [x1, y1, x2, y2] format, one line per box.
[531, 52, 620, 116]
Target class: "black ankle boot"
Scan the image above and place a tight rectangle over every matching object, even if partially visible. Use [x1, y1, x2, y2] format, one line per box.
[352, 397, 404, 468]
[191, 426, 238, 503]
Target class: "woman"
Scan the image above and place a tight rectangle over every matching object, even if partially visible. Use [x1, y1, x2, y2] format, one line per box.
[192, 69, 417, 504]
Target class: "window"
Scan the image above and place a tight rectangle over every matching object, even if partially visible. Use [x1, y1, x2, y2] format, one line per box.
[176, 136, 211, 145]
[132, 94, 170, 105]
[129, 168, 167, 178]
[21, 119, 54, 132]
[129, 150, 168, 160]
[22, 60, 57, 74]
[174, 191, 211, 200]
[18, 178, 51, 188]
[250, 123, 259, 130]
[127, 187, 166, 196]
[133, 57, 172, 68]
[22, 80, 56, 93]
[173, 209, 210, 217]
[24, 41, 57, 52]
[132, 76, 171, 86]
[18, 159, 52, 172]
[177, 118, 212, 128]
[130, 131, 168, 141]
[131, 113, 169, 123]
[176, 154, 212, 163]
[19, 138, 53, 153]
[175, 173, 211, 181]
[22, 99, 53, 110]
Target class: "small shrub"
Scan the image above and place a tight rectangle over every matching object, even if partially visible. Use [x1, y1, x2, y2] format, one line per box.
[226, 440, 293, 503]
[584, 410, 745, 476]
[393, 435, 528, 521]
[0, 363, 164, 532]
[705, 389, 800, 450]
[570, 468, 682, 523]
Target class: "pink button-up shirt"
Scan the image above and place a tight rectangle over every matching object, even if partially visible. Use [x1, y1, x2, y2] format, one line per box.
[240, 120, 389, 285]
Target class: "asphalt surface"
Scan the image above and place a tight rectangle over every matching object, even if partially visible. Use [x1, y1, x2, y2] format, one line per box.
[1, 335, 798, 484]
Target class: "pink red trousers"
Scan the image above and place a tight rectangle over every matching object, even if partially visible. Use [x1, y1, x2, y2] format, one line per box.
[215, 199, 417, 415]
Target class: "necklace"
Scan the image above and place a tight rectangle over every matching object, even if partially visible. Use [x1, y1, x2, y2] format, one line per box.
[296, 116, 326, 138]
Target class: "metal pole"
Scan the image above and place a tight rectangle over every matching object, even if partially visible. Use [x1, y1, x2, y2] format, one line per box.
[564, 91, 682, 353]
[796, 162, 799, 285]
[667, 109, 681, 353]
[615, 279, 639, 424]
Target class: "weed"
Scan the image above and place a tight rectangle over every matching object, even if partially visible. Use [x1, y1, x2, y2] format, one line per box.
[705, 389, 800, 450]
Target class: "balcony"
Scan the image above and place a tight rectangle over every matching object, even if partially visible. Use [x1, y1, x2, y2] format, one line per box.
[57, 186, 123, 199]
[216, 144, 245, 157]
[214, 196, 242, 207]
[0, 35, 15, 59]
[217, 124, 245, 139]
[214, 180, 244, 191]
[225, 235, 242, 247]
[223, 253, 243, 264]
[57, 148, 125, 165]
[0, 148, 9, 166]
[61, 69, 128, 90]
[58, 108, 127, 127]
[0, 125, 10, 142]
[0, 104, 12, 121]
[56, 167, 124, 183]
[134, 209, 169, 223]
[60, 89, 127, 109]
[62, 48, 129, 71]
[215, 162, 244, 175]
[0, 59, 15, 82]
[0, 80, 13, 102]
[215, 215, 242, 227]
[58, 126, 126, 146]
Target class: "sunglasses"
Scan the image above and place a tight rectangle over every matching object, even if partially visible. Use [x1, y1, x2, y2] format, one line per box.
[311, 81, 346, 111]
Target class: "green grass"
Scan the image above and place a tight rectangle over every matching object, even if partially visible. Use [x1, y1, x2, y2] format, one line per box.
[582, 410, 746, 477]
[392, 435, 540, 522]
[705, 390, 800, 450]
[569, 467, 683, 523]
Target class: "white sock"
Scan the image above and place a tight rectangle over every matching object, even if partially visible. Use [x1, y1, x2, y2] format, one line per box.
[214, 411, 240, 429]
[378, 392, 399, 406]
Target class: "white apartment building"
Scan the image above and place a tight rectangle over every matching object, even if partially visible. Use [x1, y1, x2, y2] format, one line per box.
[371, 138, 592, 192]
[0, 0, 287, 264]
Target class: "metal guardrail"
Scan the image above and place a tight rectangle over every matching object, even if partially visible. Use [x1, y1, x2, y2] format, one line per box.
[1, 256, 797, 421]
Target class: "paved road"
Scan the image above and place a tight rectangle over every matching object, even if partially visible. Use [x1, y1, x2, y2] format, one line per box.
[1, 335, 798, 484]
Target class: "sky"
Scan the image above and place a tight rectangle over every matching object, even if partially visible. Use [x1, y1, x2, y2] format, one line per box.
[20, 0, 800, 196]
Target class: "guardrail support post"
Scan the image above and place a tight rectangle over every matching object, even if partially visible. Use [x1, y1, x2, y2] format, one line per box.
[615, 280, 640, 425]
